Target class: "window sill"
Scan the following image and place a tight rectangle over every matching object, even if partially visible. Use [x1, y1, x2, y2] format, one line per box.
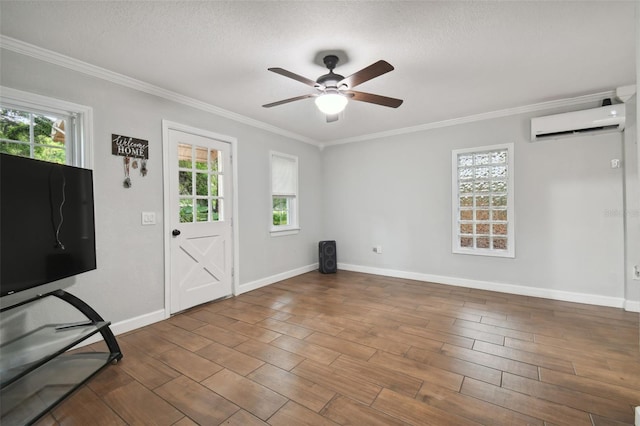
[452, 248, 515, 258]
[270, 227, 301, 237]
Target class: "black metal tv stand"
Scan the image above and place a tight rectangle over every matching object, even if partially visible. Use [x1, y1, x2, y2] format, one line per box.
[0, 289, 122, 426]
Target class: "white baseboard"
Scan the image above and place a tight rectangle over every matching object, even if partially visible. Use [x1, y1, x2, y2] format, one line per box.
[624, 300, 640, 313]
[109, 309, 167, 336]
[78, 262, 637, 350]
[78, 309, 166, 347]
[236, 263, 319, 295]
[338, 263, 629, 309]
[79, 264, 319, 348]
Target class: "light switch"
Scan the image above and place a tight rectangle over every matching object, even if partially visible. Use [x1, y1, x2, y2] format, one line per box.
[142, 212, 156, 225]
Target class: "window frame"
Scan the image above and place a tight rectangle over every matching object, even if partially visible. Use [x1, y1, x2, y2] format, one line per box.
[451, 143, 515, 258]
[270, 151, 299, 237]
[0, 86, 93, 169]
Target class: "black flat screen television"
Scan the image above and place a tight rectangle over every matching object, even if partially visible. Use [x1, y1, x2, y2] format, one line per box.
[0, 153, 96, 297]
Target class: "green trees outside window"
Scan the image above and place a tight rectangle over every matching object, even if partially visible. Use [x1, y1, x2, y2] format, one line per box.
[0, 108, 66, 164]
[272, 197, 289, 225]
[178, 148, 221, 223]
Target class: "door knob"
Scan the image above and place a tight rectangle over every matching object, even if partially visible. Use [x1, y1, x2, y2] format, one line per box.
[172, 229, 181, 236]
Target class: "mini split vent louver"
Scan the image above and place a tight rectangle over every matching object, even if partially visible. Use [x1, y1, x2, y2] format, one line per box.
[530, 104, 626, 142]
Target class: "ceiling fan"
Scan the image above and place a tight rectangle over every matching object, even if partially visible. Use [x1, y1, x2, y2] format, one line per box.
[263, 55, 403, 122]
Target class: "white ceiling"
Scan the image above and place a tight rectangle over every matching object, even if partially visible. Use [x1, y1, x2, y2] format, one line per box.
[0, 1, 635, 144]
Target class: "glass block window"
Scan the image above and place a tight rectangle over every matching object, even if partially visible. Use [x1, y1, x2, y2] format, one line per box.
[452, 143, 514, 257]
[270, 151, 299, 236]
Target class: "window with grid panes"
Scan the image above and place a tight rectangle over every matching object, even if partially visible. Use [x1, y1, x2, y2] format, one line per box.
[178, 144, 224, 223]
[0, 87, 92, 168]
[270, 151, 299, 236]
[452, 143, 514, 257]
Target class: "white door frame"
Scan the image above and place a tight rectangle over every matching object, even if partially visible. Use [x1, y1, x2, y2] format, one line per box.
[161, 120, 239, 318]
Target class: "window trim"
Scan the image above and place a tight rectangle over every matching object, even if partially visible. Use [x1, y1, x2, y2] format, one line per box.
[451, 143, 515, 258]
[0, 86, 93, 168]
[269, 151, 300, 237]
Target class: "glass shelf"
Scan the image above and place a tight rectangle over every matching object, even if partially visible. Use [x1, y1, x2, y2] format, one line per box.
[0, 290, 122, 426]
[0, 352, 117, 426]
[0, 321, 109, 388]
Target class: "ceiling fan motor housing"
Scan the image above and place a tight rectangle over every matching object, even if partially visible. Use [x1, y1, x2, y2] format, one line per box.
[316, 73, 345, 88]
[316, 55, 345, 89]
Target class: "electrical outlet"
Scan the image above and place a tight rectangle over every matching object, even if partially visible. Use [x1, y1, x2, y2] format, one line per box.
[634, 265, 640, 280]
[373, 245, 383, 254]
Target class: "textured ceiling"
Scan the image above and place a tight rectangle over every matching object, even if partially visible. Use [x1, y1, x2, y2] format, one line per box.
[0, 1, 635, 144]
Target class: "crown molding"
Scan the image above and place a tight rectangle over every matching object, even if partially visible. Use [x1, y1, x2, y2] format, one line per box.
[321, 90, 617, 148]
[2, 35, 621, 150]
[0, 35, 319, 147]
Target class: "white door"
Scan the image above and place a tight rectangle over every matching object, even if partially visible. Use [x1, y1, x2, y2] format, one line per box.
[167, 129, 233, 314]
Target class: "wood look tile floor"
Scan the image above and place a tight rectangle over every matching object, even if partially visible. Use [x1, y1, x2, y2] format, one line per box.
[35, 271, 640, 425]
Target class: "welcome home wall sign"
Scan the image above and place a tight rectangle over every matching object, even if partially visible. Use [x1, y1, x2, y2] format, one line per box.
[112, 134, 149, 188]
[111, 134, 149, 159]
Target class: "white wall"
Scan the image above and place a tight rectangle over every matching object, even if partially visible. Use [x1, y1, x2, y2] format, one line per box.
[0, 43, 636, 339]
[0, 49, 323, 325]
[322, 107, 628, 306]
[623, 96, 639, 307]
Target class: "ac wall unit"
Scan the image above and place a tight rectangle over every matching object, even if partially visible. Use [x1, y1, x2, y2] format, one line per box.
[530, 104, 625, 142]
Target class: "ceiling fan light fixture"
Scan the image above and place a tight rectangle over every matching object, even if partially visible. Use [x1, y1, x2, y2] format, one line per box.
[315, 93, 348, 115]
[264, 57, 402, 120]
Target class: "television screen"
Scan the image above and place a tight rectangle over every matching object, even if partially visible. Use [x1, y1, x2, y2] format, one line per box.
[0, 154, 96, 297]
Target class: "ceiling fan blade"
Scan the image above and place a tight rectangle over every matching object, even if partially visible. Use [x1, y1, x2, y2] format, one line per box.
[346, 90, 403, 108]
[326, 114, 339, 123]
[268, 67, 318, 87]
[339, 60, 394, 89]
[262, 94, 315, 108]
